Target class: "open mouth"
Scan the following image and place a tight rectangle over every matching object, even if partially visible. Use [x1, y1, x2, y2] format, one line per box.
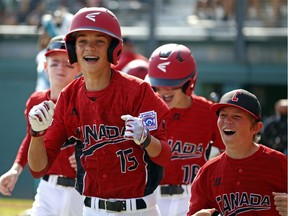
[223, 129, 236, 135]
[83, 55, 99, 62]
[161, 95, 174, 103]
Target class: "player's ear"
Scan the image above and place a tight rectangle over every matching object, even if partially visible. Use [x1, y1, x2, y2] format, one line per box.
[251, 121, 263, 135]
[255, 121, 263, 133]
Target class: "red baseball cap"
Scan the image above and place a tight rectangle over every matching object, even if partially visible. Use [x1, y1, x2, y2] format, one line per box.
[211, 89, 262, 120]
[45, 35, 67, 57]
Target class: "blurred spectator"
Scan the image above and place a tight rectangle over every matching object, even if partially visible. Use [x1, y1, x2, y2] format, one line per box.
[112, 37, 148, 71]
[85, 0, 106, 7]
[35, 31, 52, 91]
[72, 0, 107, 12]
[194, 0, 218, 20]
[218, 0, 235, 21]
[17, 0, 45, 25]
[263, 0, 285, 27]
[35, 6, 73, 91]
[261, 99, 288, 155]
[39, 6, 73, 37]
[193, 0, 235, 21]
[247, 0, 261, 20]
[209, 91, 220, 102]
[0, 0, 19, 25]
[192, 0, 286, 26]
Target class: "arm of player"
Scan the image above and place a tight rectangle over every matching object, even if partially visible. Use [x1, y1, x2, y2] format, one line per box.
[0, 163, 23, 196]
[273, 192, 288, 216]
[121, 114, 162, 157]
[28, 101, 54, 172]
[190, 208, 217, 216]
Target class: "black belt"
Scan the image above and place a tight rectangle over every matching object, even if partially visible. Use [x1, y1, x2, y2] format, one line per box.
[42, 175, 76, 187]
[160, 185, 184, 195]
[84, 197, 147, 212]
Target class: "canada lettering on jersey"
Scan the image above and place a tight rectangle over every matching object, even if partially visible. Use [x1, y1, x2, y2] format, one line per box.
[80, 124, 125, 151]
[168, 140, 203, 160]
[216, 192, 271, 215]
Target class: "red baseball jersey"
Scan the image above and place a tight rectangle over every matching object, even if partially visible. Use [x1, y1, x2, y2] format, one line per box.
[160, 94, 225, 185]
[187, 145, 288, 216]
[29, 70, 171, 198]
[15, 90, 76, 178]
[112, 51, 148, 71]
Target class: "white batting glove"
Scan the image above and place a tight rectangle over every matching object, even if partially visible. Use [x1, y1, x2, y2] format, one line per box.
[28, 101, 55, 134]
[121, 114, 151, 148]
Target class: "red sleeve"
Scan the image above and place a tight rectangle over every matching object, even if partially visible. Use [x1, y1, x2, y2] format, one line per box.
[29, 92, 67, 178]
[15, 91, 49, 168]
[187, 166, 210, 215]
[150, 139, 171, 167]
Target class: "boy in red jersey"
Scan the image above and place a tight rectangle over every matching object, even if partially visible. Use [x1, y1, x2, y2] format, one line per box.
[187, 89, 288, 216]
[27, 7, 171, 216]
[0, 35, 83, 216]
[146, 43, 225, 216]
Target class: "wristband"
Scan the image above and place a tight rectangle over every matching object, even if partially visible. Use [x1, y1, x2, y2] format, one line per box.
[140, 129, 151, 149]
[30, 128, 46, 137]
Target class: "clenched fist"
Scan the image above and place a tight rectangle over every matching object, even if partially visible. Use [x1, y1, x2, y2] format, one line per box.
[29, 100, 55, 135]
[121, 114, 151, 148]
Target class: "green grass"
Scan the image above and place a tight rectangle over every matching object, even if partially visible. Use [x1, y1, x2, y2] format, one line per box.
[0, 198, 33, 216]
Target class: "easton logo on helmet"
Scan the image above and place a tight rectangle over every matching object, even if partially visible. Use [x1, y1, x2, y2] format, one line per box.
[157, 62, 170, 73]
[86, 12, 101, 22]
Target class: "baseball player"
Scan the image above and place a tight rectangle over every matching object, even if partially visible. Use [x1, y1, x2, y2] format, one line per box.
[146, 43, 225, 216]
[27, 7, 172, 216]
[187, 89, 288, 216]
[0, 35, 83, 216]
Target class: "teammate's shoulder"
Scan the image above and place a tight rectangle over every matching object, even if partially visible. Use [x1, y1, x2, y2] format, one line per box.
[260, 144, 287, 158]
[27, 89, 49, 103]
[192, 94, 215, 112]
[193, 94, 214, 105]
[25, 89, 50, 110]
[115, 70, 149, 87]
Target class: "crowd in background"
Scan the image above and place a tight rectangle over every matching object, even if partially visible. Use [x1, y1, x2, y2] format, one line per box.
[192, 0, 287, 26]
[0, 0, 287, 27]
[0, 2, 286, 216]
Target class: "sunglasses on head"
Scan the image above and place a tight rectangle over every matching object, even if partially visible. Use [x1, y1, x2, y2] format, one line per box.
[47, 41, 66, 52]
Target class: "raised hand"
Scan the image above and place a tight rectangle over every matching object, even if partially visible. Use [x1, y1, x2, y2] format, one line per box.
[28, 100, 55, 135]
[121, 114, 151, 148]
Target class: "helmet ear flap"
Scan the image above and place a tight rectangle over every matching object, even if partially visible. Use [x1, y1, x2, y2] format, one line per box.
[182, 80, 192, 95]
[182, 69, 197, 95]
[65, 33, 78, 64]
[66, 40, 77, 64]
[108, 38, 122, 65]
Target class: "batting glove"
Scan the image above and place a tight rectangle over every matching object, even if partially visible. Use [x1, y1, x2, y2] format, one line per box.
[28, 100, 55, 136]
[121, 114, 151, 148]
